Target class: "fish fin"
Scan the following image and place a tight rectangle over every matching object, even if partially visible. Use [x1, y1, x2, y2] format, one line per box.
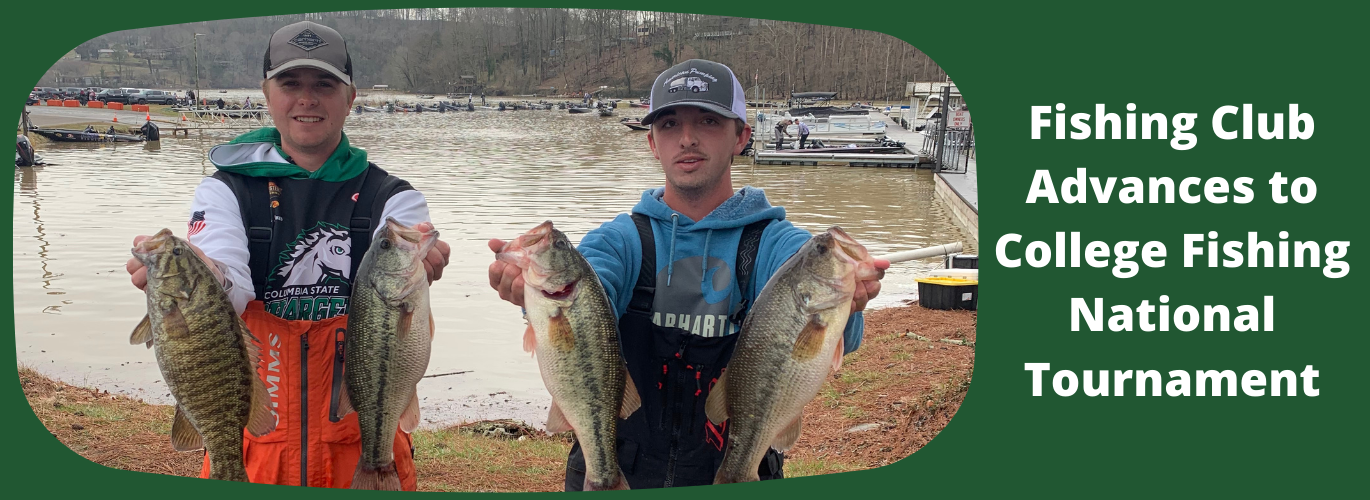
[399, 392, 420, 434]
[396, 304, 415, 341]
[335, 386, 355, 419]
[246, 372, 275, 437]
[770, 414, 803, 453]
[585, 468, 631, 491]
[547, 309, 575, 352]
[704, 371, 729, 425]
[522, 323, 537, 354]
[619, 370, 641, 419]
[792, 314, 829, 361]
[429, 313, 435, 339]
[162, 304, 189, 340]
[130, 315, 153, 347]
[350, 462, 401, 491]
[239, 320, 262, 364]
[714, 469, 760, 484]
[832, 335, 845, 374]
[170, 406, 204, 452]
[546, 401, 572, 434]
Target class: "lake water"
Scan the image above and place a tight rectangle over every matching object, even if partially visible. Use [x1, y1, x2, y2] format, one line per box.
[12, 107, 976, 427]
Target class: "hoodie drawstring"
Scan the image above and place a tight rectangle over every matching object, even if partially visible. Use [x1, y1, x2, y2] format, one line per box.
[701, 229, 712, 286]
[666, 213, 679, 287]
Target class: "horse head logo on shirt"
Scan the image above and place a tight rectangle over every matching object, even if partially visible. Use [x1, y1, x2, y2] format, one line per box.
[273, 224, 351, 288]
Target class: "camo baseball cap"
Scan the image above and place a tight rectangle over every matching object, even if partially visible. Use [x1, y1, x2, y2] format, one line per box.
[263, 21, 353, 86]
[641, 59, 746, 126]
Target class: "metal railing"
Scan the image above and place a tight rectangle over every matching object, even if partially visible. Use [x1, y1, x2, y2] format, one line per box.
[920, 86, 973, 173]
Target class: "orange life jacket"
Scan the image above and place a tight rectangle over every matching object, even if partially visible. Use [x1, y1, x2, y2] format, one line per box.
[199, 301, 417, 489]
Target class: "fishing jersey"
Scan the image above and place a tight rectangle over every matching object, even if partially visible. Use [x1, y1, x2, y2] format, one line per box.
[188, 140, 429, 319]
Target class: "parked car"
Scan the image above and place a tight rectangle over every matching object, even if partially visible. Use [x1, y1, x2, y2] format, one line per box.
[129, 89, 176, 105]
[27, 93, 39, 105]
[96, 88, 134, 104]
[34, 87, 59, 100]
[59, 87, 84, 99]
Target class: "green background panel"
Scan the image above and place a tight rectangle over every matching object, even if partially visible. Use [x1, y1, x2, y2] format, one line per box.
[5, 0, 1364, 497]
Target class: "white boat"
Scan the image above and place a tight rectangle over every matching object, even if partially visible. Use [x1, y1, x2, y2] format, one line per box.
[756, 111, 887, 137]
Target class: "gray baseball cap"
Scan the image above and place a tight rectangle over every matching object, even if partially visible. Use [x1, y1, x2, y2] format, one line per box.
[263, 21, 353, 86]
[641, 59, 747, 126]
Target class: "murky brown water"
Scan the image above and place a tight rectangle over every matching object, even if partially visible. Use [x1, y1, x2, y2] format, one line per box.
[12, 107, 975, 427]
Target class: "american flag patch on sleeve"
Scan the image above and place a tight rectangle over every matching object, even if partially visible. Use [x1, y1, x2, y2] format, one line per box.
[188, 211, 207, 236]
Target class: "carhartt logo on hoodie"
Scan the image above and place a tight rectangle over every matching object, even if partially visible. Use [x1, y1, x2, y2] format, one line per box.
[650, 254, 740, 337]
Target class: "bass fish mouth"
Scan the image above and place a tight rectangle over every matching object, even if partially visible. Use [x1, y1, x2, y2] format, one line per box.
[539, 279, 579, 300]
[131, 228, 175, 259]
[382, 218, 433, 249]
[824, 226, 871, 265]
[520, 221, 555, 248]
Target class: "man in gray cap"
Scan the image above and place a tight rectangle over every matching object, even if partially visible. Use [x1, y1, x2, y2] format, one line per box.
[126, 20, 448, 489]
[487, 59, 887, 489]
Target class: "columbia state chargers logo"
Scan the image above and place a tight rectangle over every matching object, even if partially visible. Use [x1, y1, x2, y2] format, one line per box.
[263, 222, 353, 321]
[272, 224, 350, 287]
[287, 29, 328, 51]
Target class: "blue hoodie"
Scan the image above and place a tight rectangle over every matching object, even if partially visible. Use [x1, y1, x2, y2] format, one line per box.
[577, 186, 864, 353]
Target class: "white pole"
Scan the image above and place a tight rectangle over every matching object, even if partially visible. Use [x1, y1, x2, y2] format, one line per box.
[875, 242, 964, 264]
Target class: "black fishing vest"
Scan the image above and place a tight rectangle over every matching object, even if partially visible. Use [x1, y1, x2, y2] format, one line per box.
[212, 164, 413, 320]
[564, 214, 783, 490]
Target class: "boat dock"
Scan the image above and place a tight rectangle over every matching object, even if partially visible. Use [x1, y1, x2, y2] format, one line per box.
[753, 111, 930, 167]
[752, 110, 978, 242]
[753, 150, 927, 167]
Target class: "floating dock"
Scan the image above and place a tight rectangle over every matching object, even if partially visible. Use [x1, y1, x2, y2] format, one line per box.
[753, 150, 926, 167]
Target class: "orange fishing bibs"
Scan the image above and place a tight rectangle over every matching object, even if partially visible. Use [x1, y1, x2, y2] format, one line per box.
[200, 301, 417, 489]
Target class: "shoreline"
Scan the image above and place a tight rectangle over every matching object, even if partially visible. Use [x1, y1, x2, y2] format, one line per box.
[21, 302, 975, 491]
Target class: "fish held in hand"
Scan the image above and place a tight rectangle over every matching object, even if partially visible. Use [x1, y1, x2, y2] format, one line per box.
[705, 226, 878, 484]
[498, 221, 639, 491]
[334, 218, 437, 490]
[131, 229, 275, 482]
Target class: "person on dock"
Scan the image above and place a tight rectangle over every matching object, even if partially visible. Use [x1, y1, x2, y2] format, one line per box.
[796, 118, 810, 149]
[486, 58, 888, 490]
[774, 117, 792, 150]
[124, 20, 450, 490]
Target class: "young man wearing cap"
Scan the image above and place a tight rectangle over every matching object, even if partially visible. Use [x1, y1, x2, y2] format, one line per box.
[487, 59, 887, 489]
[126, 20, 449, 489]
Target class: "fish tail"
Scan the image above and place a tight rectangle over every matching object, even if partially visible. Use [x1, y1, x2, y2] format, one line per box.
[205, 453, 249, 482]
[713, 467, 759, 485]
[350, 461, 402, 491]
[583, 467, 630, 491]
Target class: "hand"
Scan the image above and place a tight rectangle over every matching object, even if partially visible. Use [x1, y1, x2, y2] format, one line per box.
[850, 258, 890, 313]
[487, 238, 525, 307]
[415, 222, 451, 284]
[126, 234, 221, 291]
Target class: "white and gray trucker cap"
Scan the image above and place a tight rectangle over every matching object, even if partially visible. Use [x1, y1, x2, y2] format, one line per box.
[642, 59, 746, 126]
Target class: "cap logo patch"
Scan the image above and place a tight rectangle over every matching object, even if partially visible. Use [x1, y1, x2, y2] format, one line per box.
[287, 29, 328, 51]
[664, 68, 719, 94]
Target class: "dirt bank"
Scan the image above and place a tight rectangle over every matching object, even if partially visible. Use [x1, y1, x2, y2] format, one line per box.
[21, 302, 974, 490]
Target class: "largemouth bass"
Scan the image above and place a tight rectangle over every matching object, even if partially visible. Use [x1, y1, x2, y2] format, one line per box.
[333, 218, 437, 490]
[130, 229, 274, 482]
[706, 227, 878, 484]
[498, 221, 639, 491]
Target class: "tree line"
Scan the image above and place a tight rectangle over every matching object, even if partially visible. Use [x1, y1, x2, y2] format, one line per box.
[65, 9, 947, 100]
